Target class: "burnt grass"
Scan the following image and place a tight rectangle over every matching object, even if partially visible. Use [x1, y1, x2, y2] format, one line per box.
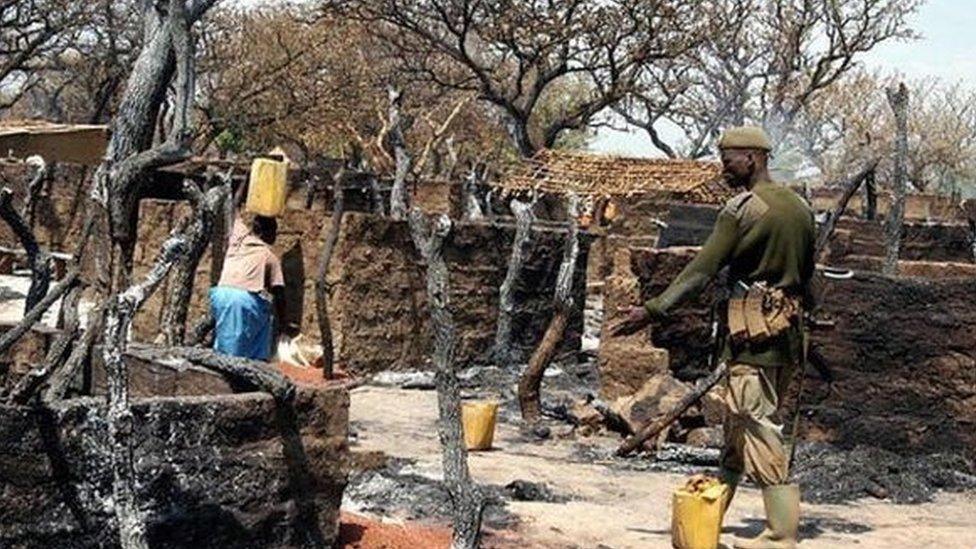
[344, 456, 568, 530]
[791, 442, 976, 504]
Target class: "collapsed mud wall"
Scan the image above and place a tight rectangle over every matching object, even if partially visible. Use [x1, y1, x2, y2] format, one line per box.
[0, 384, 349, 548]
[619, 247, 976, 457]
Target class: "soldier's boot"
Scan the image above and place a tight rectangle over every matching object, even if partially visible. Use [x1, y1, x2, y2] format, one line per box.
[733, 484, 800, 549]
[719, 469, 742, 519]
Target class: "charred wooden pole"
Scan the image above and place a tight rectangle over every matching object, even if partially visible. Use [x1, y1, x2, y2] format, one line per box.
[408, 208, 484, 549]
[814, 159, 880, 258]
[461, 164, 485, 222]
[22, 156, 49, 229]
[863, 170, 877, 221]
[388, 86, 411, 220]
[883, 82, 909, 276]
[0, 187, 52, 312]
[492, 197, 535, 364]
[616, 362, 729, 456]
[315, 170, 346, 377]
[6, 282, 85, 405]
[0, 269, 80, 359]
[518, 193, 580, 422]
[103, 235, 186, 549]
[160, 180, 225, 345]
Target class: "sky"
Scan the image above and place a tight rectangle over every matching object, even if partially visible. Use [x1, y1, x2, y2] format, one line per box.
[588, 0, 976, 158]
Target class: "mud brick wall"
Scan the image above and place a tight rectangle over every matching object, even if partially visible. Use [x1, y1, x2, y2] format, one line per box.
[329, 213, 591, 373]
[825, 217, 973, 265]
[134, 207, 590, 374]
[0, 162, 92, 253]
[0, 384, 349, 548]
[626, 247, 976, 457]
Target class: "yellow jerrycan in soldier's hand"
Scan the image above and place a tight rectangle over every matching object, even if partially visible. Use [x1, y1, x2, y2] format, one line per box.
[245, 156, 288, 217]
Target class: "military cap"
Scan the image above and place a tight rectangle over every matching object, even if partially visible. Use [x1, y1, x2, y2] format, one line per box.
[718, 126, 772, 151]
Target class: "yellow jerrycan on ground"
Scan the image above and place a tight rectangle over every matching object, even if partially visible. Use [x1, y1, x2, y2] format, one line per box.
[671, 475, 730, 549]
[246, 156, 288, 217]
[461, 401, 499, 451]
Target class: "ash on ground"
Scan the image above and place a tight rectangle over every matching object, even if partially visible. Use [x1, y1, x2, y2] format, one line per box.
[344, 456, 568, 530]
[791, 442, 976, 504]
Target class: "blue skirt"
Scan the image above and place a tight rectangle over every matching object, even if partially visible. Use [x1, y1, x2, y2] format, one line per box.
[209, 286, 273, 361]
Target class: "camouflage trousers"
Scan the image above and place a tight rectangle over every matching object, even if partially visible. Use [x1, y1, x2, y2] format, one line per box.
[720, 362, 795, 487]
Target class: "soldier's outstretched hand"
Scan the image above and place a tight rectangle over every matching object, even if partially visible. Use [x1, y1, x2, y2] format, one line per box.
[609, 305, 652, 336]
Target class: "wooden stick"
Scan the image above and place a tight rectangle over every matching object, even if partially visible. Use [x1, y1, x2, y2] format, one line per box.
[814, 159, 879, 260]
[0, 269, 79, 357]
[616, 361, 729, 456]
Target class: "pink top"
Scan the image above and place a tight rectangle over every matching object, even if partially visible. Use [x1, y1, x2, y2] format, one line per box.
[218, 218, 284, 293]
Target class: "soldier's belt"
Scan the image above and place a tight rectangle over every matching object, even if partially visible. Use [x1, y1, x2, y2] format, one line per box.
[727, 281, 800, 345]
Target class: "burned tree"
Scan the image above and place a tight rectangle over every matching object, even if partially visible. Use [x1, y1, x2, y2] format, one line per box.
[0, 187, 50, 312]
[492, 197, 535, 364]
[103, 235, 187, 548]
[315, 167, 347, 377]
[884, 82, 909, 276]
[409, 208, 485, 548]
[160, 179, 228, 345]
[518, 194, 580, 422]
[388, 86, 411, 220]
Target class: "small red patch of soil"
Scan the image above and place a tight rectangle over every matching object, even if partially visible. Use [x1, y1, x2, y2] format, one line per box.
[337, 512, 451, 549]
[275, 361, 352, 385]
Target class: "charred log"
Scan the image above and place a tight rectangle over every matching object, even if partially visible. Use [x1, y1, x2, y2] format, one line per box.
[408, 209, 484, 548]
[124, 344, 294, 401]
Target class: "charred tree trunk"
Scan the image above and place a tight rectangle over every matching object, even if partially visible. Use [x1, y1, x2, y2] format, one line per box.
[0, 187, 51, 312]
[492, 198, 534, 364]
[388, 87, 411, 220]
[96, 0, 214, 291]
[315, 175, 346, 377]
[408, 209, 484, 549]
[863, 170, 877, 221]
[210, 170, 235, 286]
[884, 83, 909, 276]
[103, 236, 186, 549]
[160, 180, 225, 345]
[518, 194, 580, 422]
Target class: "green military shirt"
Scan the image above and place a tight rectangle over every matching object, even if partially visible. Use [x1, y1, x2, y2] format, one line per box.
[644, 180, 816, 367]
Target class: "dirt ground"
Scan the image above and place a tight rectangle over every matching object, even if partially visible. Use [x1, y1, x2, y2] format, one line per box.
[346, 385, 976, 549]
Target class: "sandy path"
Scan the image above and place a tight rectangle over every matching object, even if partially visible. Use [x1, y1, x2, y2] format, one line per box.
[348, 386, 976, 548]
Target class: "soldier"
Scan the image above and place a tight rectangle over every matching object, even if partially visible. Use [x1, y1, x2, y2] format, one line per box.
[611, 126, 815, 549]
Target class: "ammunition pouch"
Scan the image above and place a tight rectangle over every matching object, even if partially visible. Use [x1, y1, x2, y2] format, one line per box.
[727, 281, 801, 346]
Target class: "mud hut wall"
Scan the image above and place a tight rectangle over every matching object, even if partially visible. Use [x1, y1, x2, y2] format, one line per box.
[0, 384, 349, 547]
[807, 187, 963, 223]
[0, 162, 92, 253]
[624, 247, 976, 457]
[330, 213, 590, 373]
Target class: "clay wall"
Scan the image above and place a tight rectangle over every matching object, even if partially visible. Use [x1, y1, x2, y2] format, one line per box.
[614, 247, 976, 457]
[0, 384, 349, 548]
